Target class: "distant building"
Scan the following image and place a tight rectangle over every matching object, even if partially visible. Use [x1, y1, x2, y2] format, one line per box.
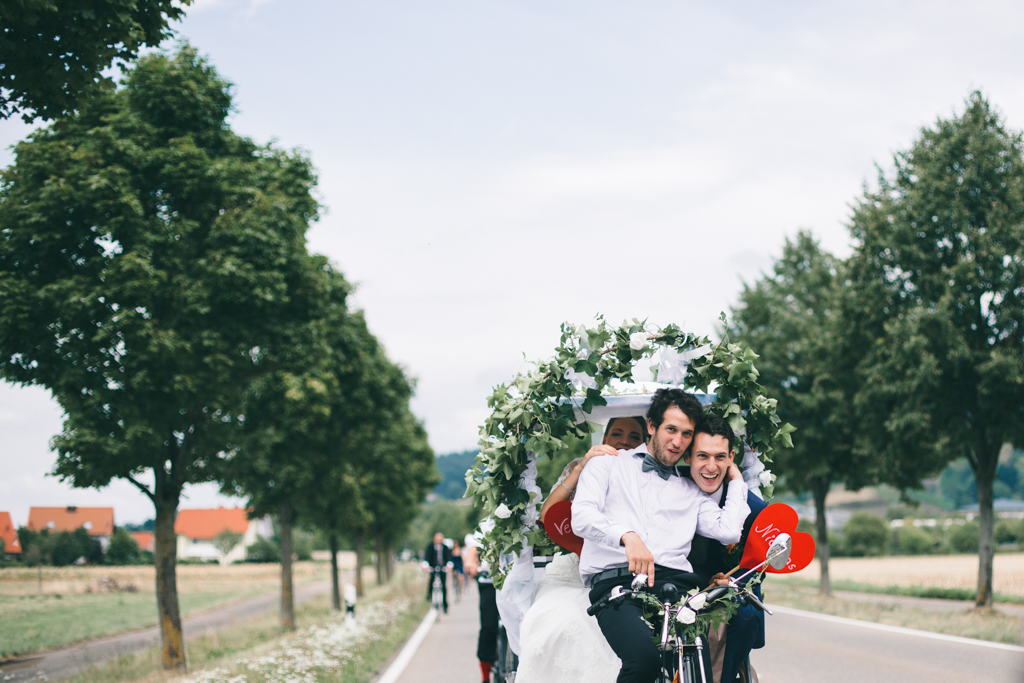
[27, 506, 115, 549]
[130, 531, 156, 553]
[174, 507, 273, 565]
[0, 512, 21, 555]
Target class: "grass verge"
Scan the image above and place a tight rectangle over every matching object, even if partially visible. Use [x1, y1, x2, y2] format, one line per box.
[0, 562, 329, 657]
[771, 575, 1024, 605]
[764, 582, 1024, 646]
[64, 567, 428, 683]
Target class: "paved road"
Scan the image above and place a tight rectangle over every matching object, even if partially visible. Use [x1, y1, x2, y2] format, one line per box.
[387, 587, 1024, 683]
[394, 580, 480, 683]
[0, 580, 333, 682]
[751, 604, 1024, 683]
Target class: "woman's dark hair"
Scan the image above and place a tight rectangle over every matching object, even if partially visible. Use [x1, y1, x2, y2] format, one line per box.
[646, 388, 703, 430]
[694, 414, 737, 452]
[603, 416, 647, 441]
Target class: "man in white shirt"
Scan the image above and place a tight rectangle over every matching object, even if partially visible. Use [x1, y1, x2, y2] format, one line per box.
[572, 389, 750, 683]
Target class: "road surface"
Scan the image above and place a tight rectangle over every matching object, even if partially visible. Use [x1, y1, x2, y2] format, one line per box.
[0, 580, 333, 682]
[386, 587, 1024, 683]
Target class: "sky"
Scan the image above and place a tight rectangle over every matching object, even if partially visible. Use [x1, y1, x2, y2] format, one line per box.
[3, 0, 1024, 526]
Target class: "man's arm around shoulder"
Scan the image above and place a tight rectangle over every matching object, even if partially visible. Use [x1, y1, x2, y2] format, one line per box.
[570, 456, 631, 549]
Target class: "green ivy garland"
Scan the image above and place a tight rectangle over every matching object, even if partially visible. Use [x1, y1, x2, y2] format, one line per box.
[465, 317, 795, 588]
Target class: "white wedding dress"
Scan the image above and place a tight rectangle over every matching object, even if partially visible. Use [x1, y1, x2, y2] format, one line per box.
[515, 553, 620, 683]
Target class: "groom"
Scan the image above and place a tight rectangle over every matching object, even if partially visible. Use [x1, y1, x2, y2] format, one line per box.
[572, 388, 750, 683]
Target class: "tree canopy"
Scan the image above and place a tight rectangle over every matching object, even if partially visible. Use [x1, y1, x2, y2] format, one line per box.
[0, 44, 322, 667]
[0, 0, 192, 121]
[848, 92, 1024, 606]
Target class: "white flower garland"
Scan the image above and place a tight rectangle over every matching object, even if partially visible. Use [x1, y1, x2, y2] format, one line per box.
[465, 317, 795, 588]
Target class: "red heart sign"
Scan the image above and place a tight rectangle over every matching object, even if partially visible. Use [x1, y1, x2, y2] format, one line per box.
[739, 503, 815, 574]
[544, 500, 583, 556]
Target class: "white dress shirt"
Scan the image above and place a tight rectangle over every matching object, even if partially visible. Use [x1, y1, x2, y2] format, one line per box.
[571, 443, 750, 586]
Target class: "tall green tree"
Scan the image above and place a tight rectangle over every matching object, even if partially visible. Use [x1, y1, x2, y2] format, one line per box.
[222, 264, 363, 629]
[732, 232, 876, 594]
[1, 0, 192, 121]
[848, 92, 1024, 607]
[0, 46, 321, 668]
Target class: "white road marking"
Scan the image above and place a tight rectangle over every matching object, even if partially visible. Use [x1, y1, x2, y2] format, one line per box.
[766, 604, 1024, 653]
[376, 608, 437, 683]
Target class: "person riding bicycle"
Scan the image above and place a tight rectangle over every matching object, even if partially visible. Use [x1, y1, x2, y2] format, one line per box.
[682, 415, 767, 683]
[422, 532, 453, 613]
[572, 388, 750, 683]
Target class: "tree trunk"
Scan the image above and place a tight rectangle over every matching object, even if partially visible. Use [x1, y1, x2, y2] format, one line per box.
[375, 535, 385, 586]
[812, 478, 831, 596]
[278, 504, 295, 630]
[154, 491, 186, 670]
[973, 442, 1000, 608]
[385, 541, 394, 582]
[329, 531, 341, 611]
[354, 533, 365, 597]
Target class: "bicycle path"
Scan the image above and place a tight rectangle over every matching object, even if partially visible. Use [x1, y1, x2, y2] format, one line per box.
[0, 579, 334, 682]
[391, 581, 480, 683]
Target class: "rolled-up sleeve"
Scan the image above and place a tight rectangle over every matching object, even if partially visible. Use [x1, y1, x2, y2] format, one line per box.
[695, 479, 749, 545]
[571, 458, 632, 548]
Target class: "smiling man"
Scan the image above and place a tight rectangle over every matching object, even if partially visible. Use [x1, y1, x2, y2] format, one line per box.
[572, 388, 750, 683]
[684, 415, 767, 683]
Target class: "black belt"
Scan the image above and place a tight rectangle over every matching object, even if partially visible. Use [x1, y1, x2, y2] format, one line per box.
[590, 566, 632, 585]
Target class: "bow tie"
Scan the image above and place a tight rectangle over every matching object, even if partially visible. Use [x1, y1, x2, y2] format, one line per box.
[641, 453, 678, 480]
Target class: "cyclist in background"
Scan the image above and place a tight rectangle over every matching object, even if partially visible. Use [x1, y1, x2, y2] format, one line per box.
[464, 534, 498, 683]
[422, 532, 453, 613]
[452, 537, 466, 600]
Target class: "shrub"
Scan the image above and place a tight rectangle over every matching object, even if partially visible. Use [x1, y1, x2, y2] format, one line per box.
[994, 519, 1022, 545]
[842, 513, 890, 556]
[105, 528, 143, 565]
[246, 536, 280, 563]
[950, 521, 979, 553]
[896, 525, 935, 554]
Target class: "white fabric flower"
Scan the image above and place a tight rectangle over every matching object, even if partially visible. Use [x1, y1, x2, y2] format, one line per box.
[577, 347, 590, 360]
[759, 470, 773, 488]
[494, 503, 513, 519]
[629, 332, 648, 350]
[564, 367, 597, 391]
[675, 606, 696, 624]
[479, 517, 497, 534]
[686, 592, 707, 610]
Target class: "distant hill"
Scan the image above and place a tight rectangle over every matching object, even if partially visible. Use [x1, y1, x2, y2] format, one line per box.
[433, 450, 480, 499]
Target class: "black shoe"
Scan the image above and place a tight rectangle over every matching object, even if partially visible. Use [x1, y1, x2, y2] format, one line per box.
[443, 605, 448, 613]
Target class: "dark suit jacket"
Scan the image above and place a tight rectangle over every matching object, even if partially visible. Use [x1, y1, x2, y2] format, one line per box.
[686, 480, 768, 585]
[423, 542, 453, 568]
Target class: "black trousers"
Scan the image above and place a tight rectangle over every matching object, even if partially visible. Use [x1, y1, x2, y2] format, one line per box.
[426, 569, 448, 609]
[477, 580, 498, 663]
[588, 565, 701, 683]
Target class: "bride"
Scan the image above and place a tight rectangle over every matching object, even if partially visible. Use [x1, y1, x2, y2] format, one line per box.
[515, 416, 645, 683]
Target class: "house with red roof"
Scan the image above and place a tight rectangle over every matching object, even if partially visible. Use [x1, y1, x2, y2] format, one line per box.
[27, 506, 115, 549]
[175, 507, 272, 564]
[130, 531, 156, 553]
[0, 512, 21, 555]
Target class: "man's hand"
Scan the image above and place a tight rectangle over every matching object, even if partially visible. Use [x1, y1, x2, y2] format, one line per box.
[621, 532, 655, 586]
[580, 444, 619, 468]
[710, 572, 730, 587]
[728, 463, 743, 482]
